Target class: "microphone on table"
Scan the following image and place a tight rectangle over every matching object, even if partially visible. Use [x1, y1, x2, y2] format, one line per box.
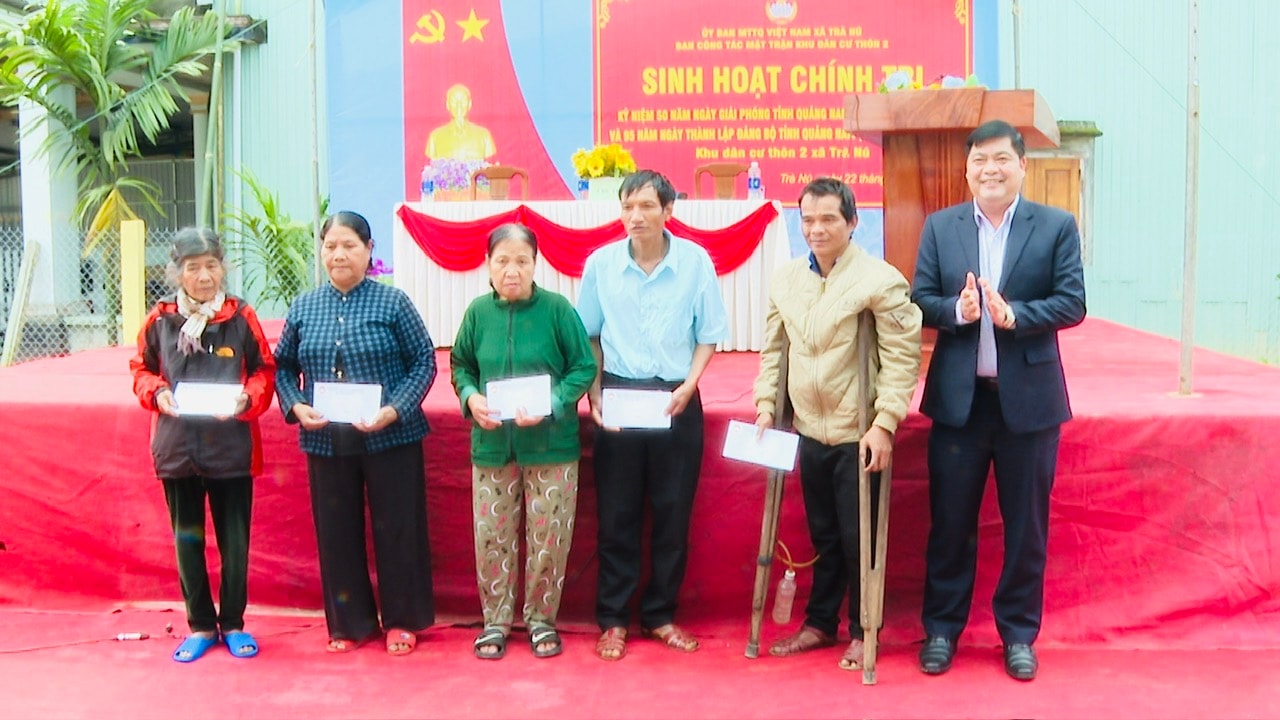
[115, 632, 150, 641]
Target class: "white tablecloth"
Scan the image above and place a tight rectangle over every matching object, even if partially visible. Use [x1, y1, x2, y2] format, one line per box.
[392, 199, 787, 350]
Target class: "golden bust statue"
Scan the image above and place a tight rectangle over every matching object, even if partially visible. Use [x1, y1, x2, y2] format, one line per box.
[425, 83, 497, 162]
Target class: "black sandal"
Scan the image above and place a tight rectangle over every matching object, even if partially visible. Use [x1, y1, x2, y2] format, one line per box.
[529, 624, 563, 659]
[474, 627, 507, 660]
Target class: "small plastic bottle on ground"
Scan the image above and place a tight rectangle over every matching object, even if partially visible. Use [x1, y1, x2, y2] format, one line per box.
[771, 568, 797, 624]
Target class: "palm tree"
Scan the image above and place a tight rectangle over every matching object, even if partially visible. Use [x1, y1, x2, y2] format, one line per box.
[225, 169, 328, 312]
[0, 0, 232, 247]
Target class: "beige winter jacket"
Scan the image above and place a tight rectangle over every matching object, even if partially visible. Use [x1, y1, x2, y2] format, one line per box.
[754, 245, 922, 444]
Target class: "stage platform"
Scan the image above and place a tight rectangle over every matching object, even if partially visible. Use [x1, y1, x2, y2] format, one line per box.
[2, 318, 1279, 651]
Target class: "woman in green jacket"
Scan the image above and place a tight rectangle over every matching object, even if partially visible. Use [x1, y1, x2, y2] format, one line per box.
[451, 222, 597, 660]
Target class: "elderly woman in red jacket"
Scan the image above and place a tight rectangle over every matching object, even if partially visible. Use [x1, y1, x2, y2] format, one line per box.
[130, 228, 276, 663]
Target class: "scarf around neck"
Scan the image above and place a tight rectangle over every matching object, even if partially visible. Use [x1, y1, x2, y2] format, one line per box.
[175, 288, 226, 356]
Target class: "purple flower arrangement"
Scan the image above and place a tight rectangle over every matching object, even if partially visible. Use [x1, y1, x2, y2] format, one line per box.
[428, 159, 491, 191]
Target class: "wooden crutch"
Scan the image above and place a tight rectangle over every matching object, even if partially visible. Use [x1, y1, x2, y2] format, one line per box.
[857, 310, 894, 684]
[745, 336, 790, 659]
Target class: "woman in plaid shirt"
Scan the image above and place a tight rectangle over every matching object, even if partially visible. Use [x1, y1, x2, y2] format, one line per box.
[275, 211, 438, 656]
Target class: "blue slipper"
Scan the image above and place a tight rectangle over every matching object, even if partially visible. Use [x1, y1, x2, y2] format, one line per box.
[223, 630, 259, 658]
[172, 634, 220, 663]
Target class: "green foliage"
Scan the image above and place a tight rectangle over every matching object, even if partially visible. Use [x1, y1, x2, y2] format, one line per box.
[224, 170, 326, 309]
[0, 0, 233, 226]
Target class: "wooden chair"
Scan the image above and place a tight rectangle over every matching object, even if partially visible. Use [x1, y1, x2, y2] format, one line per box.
[470, 165, 529, 200]
[693, 162, 749, 199]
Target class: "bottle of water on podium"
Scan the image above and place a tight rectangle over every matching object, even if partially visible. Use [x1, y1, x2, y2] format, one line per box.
[771, 568, 797, 624]
[420, 164, 435, 203]
[747, 161, 764, 200]
[577, 178, 590, 200]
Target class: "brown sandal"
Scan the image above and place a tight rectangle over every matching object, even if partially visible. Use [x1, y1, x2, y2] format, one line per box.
[595, 627, 627, 661]
[769, 625, 837, 657]
[641, 623, 699, 653]
[326, 631, 377, 653]
[838, 638, 865, 671]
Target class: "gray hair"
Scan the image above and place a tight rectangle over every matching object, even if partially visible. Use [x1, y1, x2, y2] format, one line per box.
[165, 227, 227, 287]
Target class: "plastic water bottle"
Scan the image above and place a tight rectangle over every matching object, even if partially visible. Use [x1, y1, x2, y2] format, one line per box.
[420, 164, 435, 202]
[771, 568, 796, 624]
[115, 632, 150, 641]
[747, 161, 764, 200]
[577, 178, 590, 200]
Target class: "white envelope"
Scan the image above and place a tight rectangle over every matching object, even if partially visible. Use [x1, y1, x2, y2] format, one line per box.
[721, 419, 800, 472]
[485, 374, 552, 420]
[312, 382, 383, 424]
[601, 388, 672, 429]
[172, 382, 244, 417]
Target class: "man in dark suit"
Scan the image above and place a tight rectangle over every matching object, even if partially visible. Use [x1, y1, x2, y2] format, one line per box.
[911, 120, 1086, 681]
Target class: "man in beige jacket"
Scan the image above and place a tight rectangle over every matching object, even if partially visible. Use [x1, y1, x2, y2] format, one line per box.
[754, 177, 922, 670]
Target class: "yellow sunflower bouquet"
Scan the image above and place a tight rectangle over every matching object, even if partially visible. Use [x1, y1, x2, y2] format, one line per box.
[571, 143, 637, 179]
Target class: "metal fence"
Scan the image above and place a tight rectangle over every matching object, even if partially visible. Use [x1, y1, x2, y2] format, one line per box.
[0, 226, 21, 325]
[2, 225, 183, 365]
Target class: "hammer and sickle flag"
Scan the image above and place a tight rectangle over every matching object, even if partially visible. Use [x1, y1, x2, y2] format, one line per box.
[410, 10, 446, 44]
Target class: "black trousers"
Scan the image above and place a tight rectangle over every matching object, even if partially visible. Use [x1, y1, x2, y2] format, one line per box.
[797, 436, 881, 639]
[307, 441, 435, 641]
[921, 384, 1060, 645]
[594, 376, 703, 631]
[162, 475, 252, 634]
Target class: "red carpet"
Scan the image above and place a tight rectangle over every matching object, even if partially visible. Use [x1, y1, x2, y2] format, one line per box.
[2, 317, 1279, 717]
[2, 608, 1279, 719]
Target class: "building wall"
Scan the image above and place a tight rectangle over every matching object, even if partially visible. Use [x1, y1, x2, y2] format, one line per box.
[223, 0, 327, 312]
[1002, 0, 1280, 361]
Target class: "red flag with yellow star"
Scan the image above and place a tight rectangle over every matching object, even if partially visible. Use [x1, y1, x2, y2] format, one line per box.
[403, 1, 569, 198]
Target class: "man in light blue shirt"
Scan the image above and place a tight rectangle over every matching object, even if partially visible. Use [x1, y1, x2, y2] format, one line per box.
[577, 169, 728, 661]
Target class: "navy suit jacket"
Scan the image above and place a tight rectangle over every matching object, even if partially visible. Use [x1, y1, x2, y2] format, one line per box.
[912, 198, 1086, 434]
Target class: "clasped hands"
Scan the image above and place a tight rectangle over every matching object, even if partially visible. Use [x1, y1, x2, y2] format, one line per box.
[960, 271, 1015, 330]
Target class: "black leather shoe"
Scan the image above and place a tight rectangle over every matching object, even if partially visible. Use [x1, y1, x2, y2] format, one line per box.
[1004, 643, 1038, 681]
[918, 635, 955, 675]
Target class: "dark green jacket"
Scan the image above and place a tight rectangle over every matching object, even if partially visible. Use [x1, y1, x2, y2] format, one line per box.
[450, 285, 597, 467]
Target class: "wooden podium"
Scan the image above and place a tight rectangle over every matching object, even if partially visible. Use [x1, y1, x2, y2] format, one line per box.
[843, 89, 1060, 284]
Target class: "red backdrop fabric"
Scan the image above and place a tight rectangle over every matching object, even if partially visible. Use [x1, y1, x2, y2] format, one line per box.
[2, 318, 1280, 649]
[396, 202, 779, 276]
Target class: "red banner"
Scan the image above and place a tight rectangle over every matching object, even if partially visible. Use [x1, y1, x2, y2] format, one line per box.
[595, 1, 972, 204]
[400, 1, 971, 204]
[397, 202, 779, 277]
